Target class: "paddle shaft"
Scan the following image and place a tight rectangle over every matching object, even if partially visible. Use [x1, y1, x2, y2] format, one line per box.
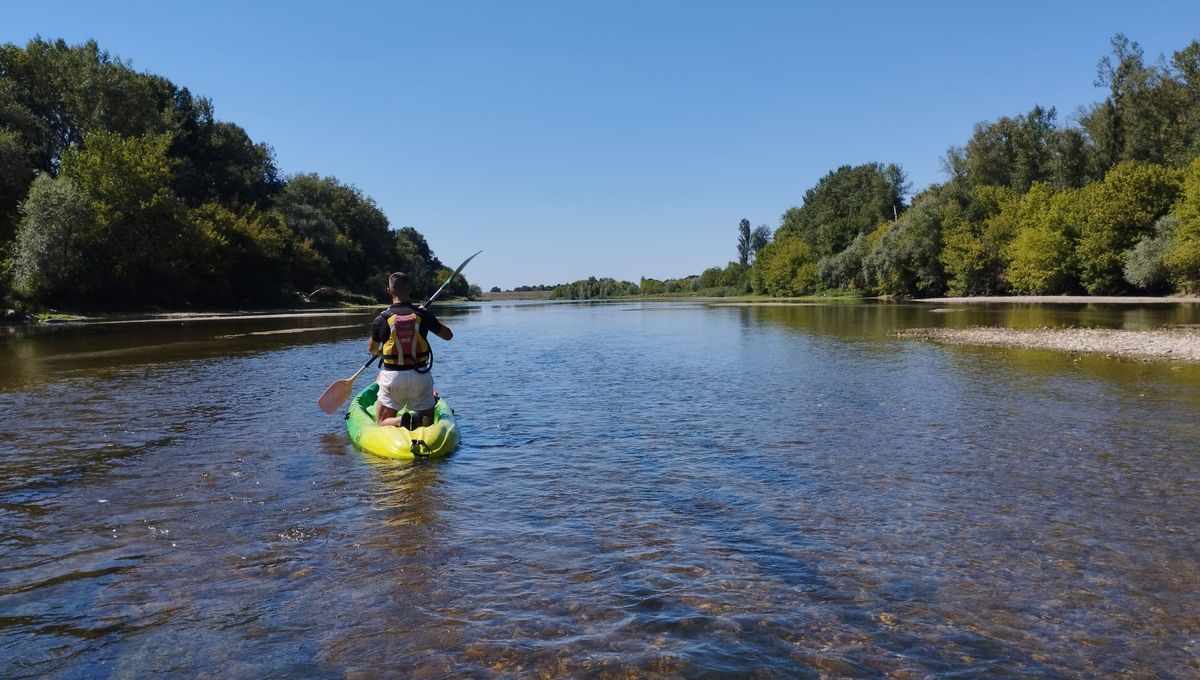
[423, 250, 482, 308]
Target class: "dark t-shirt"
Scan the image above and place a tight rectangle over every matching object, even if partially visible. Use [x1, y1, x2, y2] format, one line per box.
[371, 303, 445, 343]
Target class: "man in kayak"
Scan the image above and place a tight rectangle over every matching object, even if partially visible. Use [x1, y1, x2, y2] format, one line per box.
[368, 272, 453, 429]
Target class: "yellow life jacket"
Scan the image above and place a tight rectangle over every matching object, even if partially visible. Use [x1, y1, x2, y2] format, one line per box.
[381, 311, 431, 370]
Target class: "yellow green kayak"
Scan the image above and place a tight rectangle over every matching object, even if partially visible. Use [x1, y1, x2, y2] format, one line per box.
[346, 383, 460, 459]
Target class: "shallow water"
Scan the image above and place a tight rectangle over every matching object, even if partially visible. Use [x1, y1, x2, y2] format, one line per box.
[1, 301, 1198, 678]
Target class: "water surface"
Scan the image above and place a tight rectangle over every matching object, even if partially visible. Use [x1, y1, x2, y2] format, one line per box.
[2, 301, 1198, 677]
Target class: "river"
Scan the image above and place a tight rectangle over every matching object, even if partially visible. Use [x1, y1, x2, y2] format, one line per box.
[2, 300, 1198, 678]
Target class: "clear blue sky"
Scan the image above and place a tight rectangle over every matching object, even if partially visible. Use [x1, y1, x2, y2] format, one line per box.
[5, 2, 1200, 289]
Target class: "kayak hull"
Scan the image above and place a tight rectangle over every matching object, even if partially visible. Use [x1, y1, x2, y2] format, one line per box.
[346, 383, 460, 459]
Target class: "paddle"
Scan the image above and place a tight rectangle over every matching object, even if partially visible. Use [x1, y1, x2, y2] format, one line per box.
[317, 354, 379, 414]
[423, 250, 482, 307]
[316, 250, 483, 414]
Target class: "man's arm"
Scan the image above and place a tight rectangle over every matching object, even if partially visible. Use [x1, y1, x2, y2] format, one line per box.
[418, 306, 453, 341]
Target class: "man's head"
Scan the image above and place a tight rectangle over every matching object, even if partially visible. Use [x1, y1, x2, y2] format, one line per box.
[387, 272, 412, 299]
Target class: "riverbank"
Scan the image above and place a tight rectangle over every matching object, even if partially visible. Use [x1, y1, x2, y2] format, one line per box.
[914, 295, 1200, 304]
[899, 326, 1200, 362]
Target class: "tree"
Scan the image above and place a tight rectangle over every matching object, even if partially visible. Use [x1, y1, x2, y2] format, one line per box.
[777, 162, 909, 257]
[938, 185, 1018, 295]
[1165, 157, 1200, 292]
[1125, 215, 1177, 293]
[10, 175, 94, 302]
[0, 128, 34, 243]
[862, 189, 945, 297]
[191, 203, 327, 304]
[1082, 35, 1200, 171]
[1074, 161, 1181, 293]
[818, 232, 870, 291]
[963, 106, 1059, 193]
[699, 265, 724, 289]
[749, 234, 819, 297]
[58, 130, 196, 305]
[1003, 184, 1081, 294]
[736, 218, 751, 266]
[750, 225, 770, 262]
[277, 174, 392, 294]
[393, 226, 448, 297]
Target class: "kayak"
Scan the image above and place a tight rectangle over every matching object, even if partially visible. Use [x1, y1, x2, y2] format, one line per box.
[346, 383, 460, 459]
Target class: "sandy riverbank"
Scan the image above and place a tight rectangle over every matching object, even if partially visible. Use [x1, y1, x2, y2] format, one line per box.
[899, 326, 1200, 362]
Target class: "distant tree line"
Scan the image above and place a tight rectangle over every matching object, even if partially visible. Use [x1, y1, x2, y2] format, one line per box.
[739, 35, 1200, 298]
[0, 38, 475, 310]
[556, 35, 1200, 301]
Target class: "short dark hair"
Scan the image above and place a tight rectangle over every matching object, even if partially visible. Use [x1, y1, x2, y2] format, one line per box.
[387, 272, 410, 292]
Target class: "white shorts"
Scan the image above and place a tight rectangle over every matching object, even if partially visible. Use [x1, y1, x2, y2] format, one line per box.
[376, 369, 436, 412]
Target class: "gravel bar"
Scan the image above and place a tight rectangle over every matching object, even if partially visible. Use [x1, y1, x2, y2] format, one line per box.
[898, 326, 1200, 362]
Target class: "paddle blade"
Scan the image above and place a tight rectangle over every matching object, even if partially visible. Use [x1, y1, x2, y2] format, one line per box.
[317, 378, 353, 414]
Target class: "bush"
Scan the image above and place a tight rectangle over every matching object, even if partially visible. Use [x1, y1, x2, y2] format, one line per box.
[1124, 215, 1177, 292]
[10, 175, 94, 303]
[750, 235, 819, 296]
[863, 193, 945, 297]
[819, 232, 869, 291]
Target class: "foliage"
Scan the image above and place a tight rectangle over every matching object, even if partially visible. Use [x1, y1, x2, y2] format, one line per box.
[818, 232, 869, 291]
[0, 37, 469, 310]
[777, 163, 908, 257]
[276, 173, 393, 294]
[736, 218, 751, 267]
[1124, 215, 1177, 292]
[938, 185, 1017, 295]
[551, 277, 638, 299]
[862, 190, 945, 297]
[750, 225, 770, 261]
[1165, 157, 1200, 292]
[1002, 184, 1079, 294]
[750, 234, 819, 296]
[10, 175, 93, 301]
[1074, 161, 1181, 293]
[59, 130, 199, 305]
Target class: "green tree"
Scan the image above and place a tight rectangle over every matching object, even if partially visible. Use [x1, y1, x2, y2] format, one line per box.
[719, 261, 748, 289]
[277, 174, 392, 293]
[1003, 184, 1080, 294]
[0, 127, 34, 243]
[938, 185, 1017, 295]
[777, 162, 908, 257]
[10, 174, 94, 302]
[191, 203, 328, 304]
[699, 265, 724, 289]
[750, 225, 770, 262]
[736, 218, 751, 266]
[1083, 35, 1200, 170]
[392, 226, 449, 297]
[749, 234, 819, 296]
[1165, 157, 1200, 292]
[1075, 161, 1181, 293]
[818, 232, 870, 291]
[59, 130, 197, 305]
[1124, 215, 1177, 293]
[862, 190, 945, 297]
[963, 106, 1059, 193]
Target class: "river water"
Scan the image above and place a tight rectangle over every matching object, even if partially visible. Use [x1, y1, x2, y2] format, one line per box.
[1, 301, 1198, 678]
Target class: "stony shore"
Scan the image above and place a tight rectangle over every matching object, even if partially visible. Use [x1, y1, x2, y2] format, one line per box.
[914, 295, 1200, 304]
[899, 326, 1200, 362]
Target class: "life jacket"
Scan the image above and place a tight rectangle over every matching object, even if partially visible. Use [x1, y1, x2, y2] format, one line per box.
[380, 308, 431, 370]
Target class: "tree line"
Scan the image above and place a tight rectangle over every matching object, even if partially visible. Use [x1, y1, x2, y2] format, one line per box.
[0, 38, 476, 311]
[555, 35, 1200, 300]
